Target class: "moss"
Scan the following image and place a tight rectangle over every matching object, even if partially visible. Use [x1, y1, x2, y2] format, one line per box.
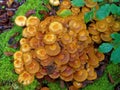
[82, 63, 120, 90]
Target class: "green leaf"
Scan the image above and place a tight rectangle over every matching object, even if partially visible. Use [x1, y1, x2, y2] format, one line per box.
[96, 4, 111, 20]
[93, 0, 103, 2]
[110, 4, 119, 15]
[98, 43, 113, 53]
[110, 0, 119, 2]
[71, 0, 85, 7]
[57, 9, 72, 18]
[111, 46, 120, 64]
[111, 32, 120, 40]
[84, 8, 95, 23]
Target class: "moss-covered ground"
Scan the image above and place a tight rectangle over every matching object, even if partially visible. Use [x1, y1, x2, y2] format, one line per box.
[0, 0, 120, 90]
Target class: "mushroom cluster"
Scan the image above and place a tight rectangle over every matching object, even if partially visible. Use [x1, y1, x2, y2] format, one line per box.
[88, 16, 120, 43]
[13, 0, 120, 89]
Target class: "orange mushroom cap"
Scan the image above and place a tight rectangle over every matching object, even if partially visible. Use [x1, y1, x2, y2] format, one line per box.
[15, 16, 27, 26]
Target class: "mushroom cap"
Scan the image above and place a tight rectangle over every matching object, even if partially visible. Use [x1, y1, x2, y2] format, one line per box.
[29, 37, 39, 49]
[88, 24, 99, 35]
[25, 60, 40, 74]
[13, 51, 23, 60]
[78, 30, 89, 41]
[73, 69, 88, 82]
[71, 7, 80, 15]
[26, 16, 40, 26]
[40, 87, 50, 90]
[87, 71, 97, 80]
[40, 57, 54, 66]
[45, 42, 61, 56]
[73, 81, 83, 88]
[60, 0, 71, 9]
[69, 59, 81, 69]
[49, 21, 63, 34]
[36, 47, 48, 60]
[60, 74, 73, 82]
[20, 38, 29, 45]
[61, 33, 72, 44]
[55, 50, 70, 65]
[49, 0, 60, 6]
[81, 6, 90, 13]
[43, 33, 57, 44]
[96, 51, 105, 61]
[69, 20, 81, 31]
[15, 16, 27, 26]
[69, 85, 79, 90]
[60, 66, 74, 77]
[96, 20, 108, 32]
[49, 70, 60, 79]
[15, 66, 24, 74]
[14, 59, 24, 68]
[112, 21, 120, 31]
[18, 71, 34, 85]
[92, 35, 102, 44]
[23, 52, 32, 65]
[100, 33, 112, 42]
[35, 71, 44, 79]
[22, 28, 30, 38]
[26, 26, 37, 37]
[85, 0, 97, 8]
[20, 43, 31, 52]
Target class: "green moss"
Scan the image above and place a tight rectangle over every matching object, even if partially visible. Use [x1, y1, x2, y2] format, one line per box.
[82, 63, 120, 90]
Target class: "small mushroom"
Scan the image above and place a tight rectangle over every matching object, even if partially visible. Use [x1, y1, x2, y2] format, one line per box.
[78, 30, 89, 41]
[15, 66, 24, 74]
[60, 0, 71, 9]
[26, 16, 40, 26]
[60, 74, 73, 82]
[55, 50, 70, 65]
[45, 42, 61, 56]
[25, 60, 40, 74]
[14, 59, 24, 68]
[36, 46, 48, 60]
[49, 21, 63, 34]
[20, 38, 29, 45]
[73, 81, 83, 89]
[15, 16, 27, 26]
[69, 59, 81, 69]
[29, 37, 39, 49]
[100, 33, 112, 42]
[61, 33, 72, 44]
[73, 69, 88, 82]
[13, 51, 23, 60]
[35, 71, 44, 79]
[96, 20, 108, 32]
[23, 52, 32, 65]
[26, 26, 37, 37]
[40, 87, 50, 90]
[43, 33, 57, 44]
[112, 21, 120, 32]
[71, 7, 80, 15]
[20, 43, 31, 52]
[85, 0, 97, 8]
[18, 71, 34, 85]
[49, 70, 60, 79]
[69, 85, 79, 90]
[49, 0, 60, 6]
[92, 35, 102, 44]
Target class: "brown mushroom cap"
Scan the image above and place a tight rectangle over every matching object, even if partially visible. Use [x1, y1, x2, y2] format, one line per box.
[15, 66, 24, 74]
[20, 38, 29, 45]
[36, 47, 48, 60]
[14, 59, 24, 68]
[60, 66, 74, 77]
[96, 20, 108, 32]
[35, 71, 44, 79]
[40, 87, 50, 90]
[69, 59, 81, 69]
[15, 16, 27, 26]
[13, 51, 23, 60]
[55, 50, 70, 65]
[20, 43, 31, 52]
[43, 33, 57, 44]
[73, 81, 83, 88]
[87, 71, 97, 80]
[49, 21, 63, 34]
[61, 33, 73, 44]
[40, 57, 54, 66]
[85, 0, 97, 8]
[112, 21, 120, 31]
[26, 26, 37, 37]
[60, 0, 71, 9]
[49, 70, 60, 79]
[69, 85, 79, 90]
[100, 33, 112, 42]
[60, 74, 73, 82]
[78, 30, 89, 41]
[25, 60, 40, 74]
[73, 69, 88, 82]
[45, 42, 61, 56]
[23, 52, 32, 65]
[29, 37, 39, 49]
[92, 35, 102, 44]
[26, 16, 40, 26]
[18, 71, 34, 85]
